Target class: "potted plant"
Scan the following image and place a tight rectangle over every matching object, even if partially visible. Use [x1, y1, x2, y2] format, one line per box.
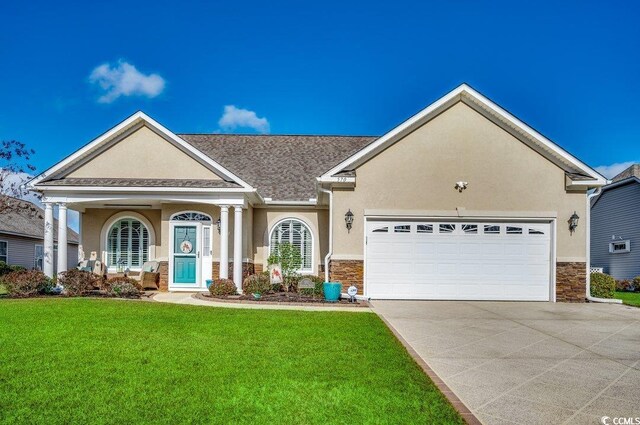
[323, 282, 342, 302]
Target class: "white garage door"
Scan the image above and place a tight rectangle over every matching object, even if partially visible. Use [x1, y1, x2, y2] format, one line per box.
[365, 220, 552, 301]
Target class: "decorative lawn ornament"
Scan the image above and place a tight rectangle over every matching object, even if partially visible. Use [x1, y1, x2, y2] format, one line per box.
[347, 285, 358, 303]
[269, 264, 283, 285]
[298, 277, 315, 290]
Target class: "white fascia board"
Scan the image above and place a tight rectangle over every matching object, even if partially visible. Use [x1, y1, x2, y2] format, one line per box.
[460, 86, 608, 185]
[28, 111, 255, 190]
[41, 193, 247, 206]
[320, 84, 607, 185]
[317, 176, 356, 184]
[263, 199, 318, 206]
[320, 86, 462, 179]
[36, 185, 253, 193]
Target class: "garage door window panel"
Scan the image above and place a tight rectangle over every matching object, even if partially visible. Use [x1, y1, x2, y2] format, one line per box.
[439, 224, 456, 233]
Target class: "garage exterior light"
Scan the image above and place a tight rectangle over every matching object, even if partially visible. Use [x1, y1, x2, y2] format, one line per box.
[569, 211, 579, 234]
[345, 209, 354, 233]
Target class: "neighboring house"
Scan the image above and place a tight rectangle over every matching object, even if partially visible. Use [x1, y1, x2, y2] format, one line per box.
[590, 164, 640, 280]
[0, 196, 79, 272]
[28, 84, 607, 301]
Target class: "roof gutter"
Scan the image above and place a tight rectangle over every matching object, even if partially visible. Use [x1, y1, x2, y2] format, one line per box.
[586, 188, 622, 304]
[318, 187, 332, 282]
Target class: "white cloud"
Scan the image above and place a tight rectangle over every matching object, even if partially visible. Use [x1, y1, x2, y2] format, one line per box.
[595, 161, 637, 179]
[218, 105, 270, 134]
[89, 60, 165, 103]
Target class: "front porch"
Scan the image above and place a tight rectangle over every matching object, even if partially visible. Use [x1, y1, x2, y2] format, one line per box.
[40, 194, 255, 292]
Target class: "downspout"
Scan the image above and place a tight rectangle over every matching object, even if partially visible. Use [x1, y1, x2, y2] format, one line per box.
[318, 187, 332, 282]
[586, 188, 622, 304]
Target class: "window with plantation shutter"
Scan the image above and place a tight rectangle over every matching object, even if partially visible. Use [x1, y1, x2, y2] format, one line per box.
[107, 218, 149, 270]
[269, 219, 313, 273]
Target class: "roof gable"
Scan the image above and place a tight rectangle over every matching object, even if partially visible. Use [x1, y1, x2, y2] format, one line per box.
[0, 196, 79, 243]
[612, 164, 640, 182]
[180, 134, 375, 201]
[319, 84, 607, 186]
[29, 112, 253, 190]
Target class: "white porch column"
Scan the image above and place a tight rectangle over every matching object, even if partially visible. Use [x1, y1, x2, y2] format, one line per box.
[233, 206, 243, 292]
[56, 203, 68, 274]
[219, 206, 229, 279]
[43, 202, 55, 278]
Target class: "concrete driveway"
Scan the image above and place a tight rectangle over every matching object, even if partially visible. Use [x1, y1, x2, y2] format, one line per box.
[372, 301, 640, 425]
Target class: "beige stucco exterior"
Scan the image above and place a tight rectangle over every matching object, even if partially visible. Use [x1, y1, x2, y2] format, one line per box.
[68, 125, 221, 180]
[252, 208, 329, 274]
[331, 102, 587, 261]
[81, 203, 256, 266]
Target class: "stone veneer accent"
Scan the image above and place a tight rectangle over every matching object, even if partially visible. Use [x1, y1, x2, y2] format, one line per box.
[211, 261, 254, 284]
[158, 261, 169, 291]
[556, 262, 586, 302]
[329, 259, 364, 295]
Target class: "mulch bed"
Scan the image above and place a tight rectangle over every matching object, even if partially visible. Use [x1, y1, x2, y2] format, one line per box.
[197, 292, 369, 307]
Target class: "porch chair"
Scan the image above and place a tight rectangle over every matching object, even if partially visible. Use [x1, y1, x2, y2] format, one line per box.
[131, 261, 160, 290]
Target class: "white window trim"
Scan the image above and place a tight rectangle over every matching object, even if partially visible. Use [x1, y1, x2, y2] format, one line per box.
[268, 218, 314, 274]
[609, 240, 631, 254]
[100, 211, 156, 272]
[0, 240, 8, 263]
[34, 244, 44, 270]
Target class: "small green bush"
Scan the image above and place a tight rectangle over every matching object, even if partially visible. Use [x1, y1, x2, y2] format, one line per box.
[103, 276, 142, 297]
[242, 274, 271, 295]
[58, 269, 102, 297]
[0, 270, 52, 297]
[267, 242, 302, 278]
[0, 261, 12, 276]
[590, 272, 615, 299]
[108, 280, 141, 298]
[208, 278, 237, 296]
[616, 279, 634, 292]
[633, 276, 640, 292]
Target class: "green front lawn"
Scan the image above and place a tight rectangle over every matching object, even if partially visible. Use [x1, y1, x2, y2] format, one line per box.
[0, 299, 463, 424]
[615, 291, 640, 307]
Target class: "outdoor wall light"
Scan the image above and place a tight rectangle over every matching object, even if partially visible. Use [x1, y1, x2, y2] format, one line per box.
[345, 209, 354, 233]
[216, 218, 221, 234]
[568, 211, 579, 233]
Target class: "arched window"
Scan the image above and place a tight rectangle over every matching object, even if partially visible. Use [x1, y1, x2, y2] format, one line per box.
[269, 218, 313, 272]
[107, 218, 149, 270]
[171, 212, 212, 222]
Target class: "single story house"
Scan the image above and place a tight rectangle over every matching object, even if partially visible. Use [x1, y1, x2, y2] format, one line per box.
[0, 196, 79, 272]
[590, 164, 640, 280]
[28, 84, 607, 301]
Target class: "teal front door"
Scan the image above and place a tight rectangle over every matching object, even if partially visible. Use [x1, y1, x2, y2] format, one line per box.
[173, 225, 197, 284]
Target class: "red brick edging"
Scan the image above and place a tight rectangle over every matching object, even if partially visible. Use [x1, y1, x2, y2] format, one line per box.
[375, 313, 482, 425]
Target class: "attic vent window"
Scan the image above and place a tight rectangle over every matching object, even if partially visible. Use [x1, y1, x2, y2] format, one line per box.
[609, 240, 631, 254]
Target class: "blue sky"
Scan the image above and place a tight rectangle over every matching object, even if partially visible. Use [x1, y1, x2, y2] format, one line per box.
[1, 0, 639, 178]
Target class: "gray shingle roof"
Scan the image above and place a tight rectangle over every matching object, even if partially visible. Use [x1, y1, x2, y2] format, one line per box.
[38, 178, 240, 188]
[0, 196, 79, 243]
[612, 164, 640, 182]
[179, 134, 376, 200]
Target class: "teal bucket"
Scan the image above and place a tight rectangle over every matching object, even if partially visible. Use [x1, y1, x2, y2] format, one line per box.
[205, 279, 213, 289]
[323, 282, 342, 302]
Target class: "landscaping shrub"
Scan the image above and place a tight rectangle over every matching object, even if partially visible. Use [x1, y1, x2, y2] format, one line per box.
[208, 278, 237, 296]
[298, 275, 325, 297]
[616, 279, 634, 292]
[58, 269, 101, 296]
[0, 270, 52, 297]
[590, 272, 615, 299]
[633, 276, 640, 292]
[0, 261, 12, 276]
[103, 276, 142, 298]
[109, 281, 141, 298]
[242, 273, 271, 295]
